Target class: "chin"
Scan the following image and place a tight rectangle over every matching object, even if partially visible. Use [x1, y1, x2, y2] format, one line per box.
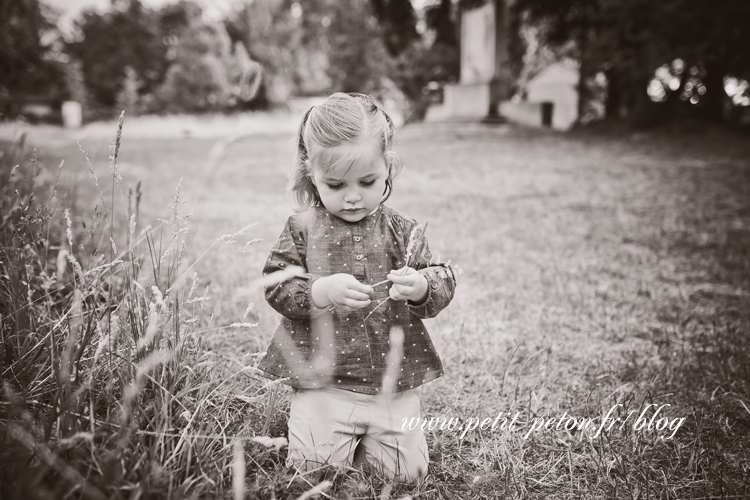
[336, 211, 366, 222]
[340, 214, 364, 222]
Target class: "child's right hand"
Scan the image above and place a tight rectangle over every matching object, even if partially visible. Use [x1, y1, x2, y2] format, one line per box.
[311, 273, 373, 310]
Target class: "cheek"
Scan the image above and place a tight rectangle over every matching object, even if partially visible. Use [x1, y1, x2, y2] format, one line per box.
[363, 183, 382, 199]
[375, 177, 389, 195]
[320, 187, 343, 204]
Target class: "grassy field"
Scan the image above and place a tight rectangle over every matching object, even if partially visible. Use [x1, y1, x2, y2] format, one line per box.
[1, 115, 749, 499]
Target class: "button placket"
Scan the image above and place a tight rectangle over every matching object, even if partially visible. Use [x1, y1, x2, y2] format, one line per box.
[352, 225, 366, 280]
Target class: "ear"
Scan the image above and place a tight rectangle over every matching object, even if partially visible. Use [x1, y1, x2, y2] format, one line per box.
[384, 153, 396, 179]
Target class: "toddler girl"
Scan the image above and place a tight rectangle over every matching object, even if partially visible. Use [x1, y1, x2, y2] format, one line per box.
[259, 92, 456, 481]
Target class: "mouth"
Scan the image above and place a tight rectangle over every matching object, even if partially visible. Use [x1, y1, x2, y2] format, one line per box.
[342, 208, 364, 213]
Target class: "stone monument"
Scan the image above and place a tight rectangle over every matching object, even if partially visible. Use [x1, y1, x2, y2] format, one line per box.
[425, 0, 514, 121]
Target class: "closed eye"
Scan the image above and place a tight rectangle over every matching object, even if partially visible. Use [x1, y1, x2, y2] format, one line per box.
[325, 183, 343, 190]
[360, 179, 376, 187]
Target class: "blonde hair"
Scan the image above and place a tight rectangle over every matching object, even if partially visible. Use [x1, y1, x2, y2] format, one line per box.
[289, 92, 403, 209]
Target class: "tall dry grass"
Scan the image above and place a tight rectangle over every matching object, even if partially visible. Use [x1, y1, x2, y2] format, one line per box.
[0, 115, 310, 499]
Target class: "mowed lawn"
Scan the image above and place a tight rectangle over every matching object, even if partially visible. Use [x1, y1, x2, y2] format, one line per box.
[6, 117, 750, 498]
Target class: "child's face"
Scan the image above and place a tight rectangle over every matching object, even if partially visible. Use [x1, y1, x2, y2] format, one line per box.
[311, 144, 388, 223]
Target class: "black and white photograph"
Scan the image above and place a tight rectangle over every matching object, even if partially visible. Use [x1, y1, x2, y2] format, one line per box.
[1, 0, 749, 498]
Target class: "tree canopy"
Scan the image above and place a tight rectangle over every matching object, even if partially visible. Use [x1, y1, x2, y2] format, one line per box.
[3, 0, 460, 121]
[67, 0, 166, 115]
[0, 0, 66, 117]
[515, 0, 750, 125]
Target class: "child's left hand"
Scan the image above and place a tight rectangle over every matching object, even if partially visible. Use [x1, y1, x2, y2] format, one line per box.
[387, 267, 428, 304]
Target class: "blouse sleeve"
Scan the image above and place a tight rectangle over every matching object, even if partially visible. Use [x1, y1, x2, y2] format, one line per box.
[263, 216, 329, 320]
[400, 218, 457, 319]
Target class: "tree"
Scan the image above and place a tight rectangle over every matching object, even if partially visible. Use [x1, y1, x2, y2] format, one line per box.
[0, 0, 65, 118]
[230, 42, 263, 105]
[426, 0, 459, 48]
[224, 0, 396, 103]
[285, 0, 336, 97]
[326, 0, 393, 95]
[68, 0, 166, 114]
[115, 66, 142, 115]
[153, 2, 254, 113]
[370, 0, 419, 56]
[390, 0, 460, 120]
[223, 0, 300, 106]
[156, 54, 231, 113]
[515, 0, 750, 126]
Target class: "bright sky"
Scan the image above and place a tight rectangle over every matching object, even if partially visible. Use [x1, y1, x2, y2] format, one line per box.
[44, 0, 429, 20]
[45, 0, 172, 16]
[43, 0, 234, 30]
[43, 0, 430, 33]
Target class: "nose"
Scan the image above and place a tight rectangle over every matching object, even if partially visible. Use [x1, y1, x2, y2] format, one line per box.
[343, 187, 361, 204]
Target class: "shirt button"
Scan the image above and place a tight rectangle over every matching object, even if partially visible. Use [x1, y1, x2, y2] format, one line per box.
[355, 255, 363, 260]
[353, 236, 361, 242]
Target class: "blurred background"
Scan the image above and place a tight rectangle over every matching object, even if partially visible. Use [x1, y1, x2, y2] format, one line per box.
[2, 0, 749, 129]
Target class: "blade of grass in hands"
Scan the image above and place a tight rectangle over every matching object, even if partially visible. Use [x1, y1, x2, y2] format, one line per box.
[364, 222, 430, 324]
[372, 222, 430, 287]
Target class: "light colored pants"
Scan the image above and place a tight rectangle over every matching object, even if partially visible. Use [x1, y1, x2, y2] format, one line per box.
[287, 386, 428, 481]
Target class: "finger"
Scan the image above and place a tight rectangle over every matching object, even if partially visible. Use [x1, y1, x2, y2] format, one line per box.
[345, 290, 371, 302]
[389, 287, 405, 301]
[344, 298, 371, 309]
[387, 273, 412, 285]
[391, 267, 416, 276]
[350, 282, 373, 295]
[388, 275, 420, 289]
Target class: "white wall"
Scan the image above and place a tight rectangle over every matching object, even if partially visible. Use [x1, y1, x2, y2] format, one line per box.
[424, 83, 491, 121]
[524, 63, 579, 130]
